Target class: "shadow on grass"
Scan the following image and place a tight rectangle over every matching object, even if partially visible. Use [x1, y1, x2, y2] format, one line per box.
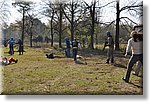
[128, 82, 143, 88]
[79, 48, 126, 58]
[113, 63, 127, 69]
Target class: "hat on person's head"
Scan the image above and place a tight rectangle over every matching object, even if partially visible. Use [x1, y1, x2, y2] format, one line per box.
[106, 31, 111, 35]
[65, 37, 68, 40]
[130, 31, 137, 37]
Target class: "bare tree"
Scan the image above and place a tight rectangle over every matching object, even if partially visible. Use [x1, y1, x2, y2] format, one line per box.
[101, 0, 142, 50]
[42, 0, 58, 47]
[12, 0, 33, 53]
[115, 0, 143, 50]
[0, 0, 10, 26]
[62, 0, 86, 42]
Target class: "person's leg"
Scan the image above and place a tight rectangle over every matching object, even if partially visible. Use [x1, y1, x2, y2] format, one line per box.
[73, 49, 76, 61]
[110, 47, 114, 63]
[12, 45, 14, 54]
[139, 54, 143, 65]
[68, 48, 70, 57]
[133, 61, 142, 75]
[74, 49, 77, 61]
[65, 49, 68, 57]
[19, 46, 21, 55]
[21, 46, 23, 55]
[66, 48, 70, 57]
[106, 48, 110, 63]
[123, 55, 138, 82]
[9, 58, 18, 63]
[9, 45, 11, 55]
[10, 46, 13, 55]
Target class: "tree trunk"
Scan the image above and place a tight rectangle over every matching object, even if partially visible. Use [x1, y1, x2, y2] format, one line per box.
[29, 29, 32, 47]
[59, 4, 62, 48]
[29, 19, 34, 47]
[115, 0, 120, 51]
[71, 2, 74, 42]
[22, 7, 25, 54]
[89, 1, 96, 50]
[51, 12, 54, 47]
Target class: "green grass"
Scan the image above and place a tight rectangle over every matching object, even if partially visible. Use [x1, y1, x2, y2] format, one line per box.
[1, 45, 143, 95]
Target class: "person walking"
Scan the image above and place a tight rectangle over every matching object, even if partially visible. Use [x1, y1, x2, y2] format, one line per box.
[122, 31, 143, 83]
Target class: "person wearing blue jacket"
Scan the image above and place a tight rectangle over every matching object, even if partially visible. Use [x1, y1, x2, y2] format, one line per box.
[65, 37, 71, 57]
[7, 37, 15, 55]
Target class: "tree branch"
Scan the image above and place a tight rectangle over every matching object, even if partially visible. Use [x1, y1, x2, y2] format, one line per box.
[120, 17, 138, 25]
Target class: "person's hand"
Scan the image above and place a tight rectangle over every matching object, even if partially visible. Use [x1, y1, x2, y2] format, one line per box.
[124, 53, 128, 57]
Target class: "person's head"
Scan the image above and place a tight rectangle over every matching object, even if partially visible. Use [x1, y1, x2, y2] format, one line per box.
[130, 31, 137, 37]
[65, 37, 69, 40]
[18, 38, 22, 41]
[130, 31, 142, 42]
[10, 37, 14, 40]
[106, 31, 111, 36]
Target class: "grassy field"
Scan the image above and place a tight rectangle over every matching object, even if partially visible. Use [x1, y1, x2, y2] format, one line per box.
[1, 45, 143, 95]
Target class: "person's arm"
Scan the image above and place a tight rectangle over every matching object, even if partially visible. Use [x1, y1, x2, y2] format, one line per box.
[78, 42, 82, 49]
[125, 39, 132, 57]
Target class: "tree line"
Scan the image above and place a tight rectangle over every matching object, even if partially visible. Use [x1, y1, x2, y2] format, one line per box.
[1, 0, 143, 50]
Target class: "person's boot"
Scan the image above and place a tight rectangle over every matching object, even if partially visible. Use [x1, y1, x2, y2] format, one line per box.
[122, 77, 129, 83]
[15, 59, 18, 63]
[111, 59, 114, 63]
[106, 59, 109, 64]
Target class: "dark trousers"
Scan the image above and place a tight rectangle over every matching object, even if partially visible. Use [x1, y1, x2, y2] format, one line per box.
[18, 45, 23, 55]
[107, 47, 114, 63]
[124, 54, 143, 81]
[65, 48, 70, 57]
[9, 45, 14, 55]
[73, 48, 78, 61]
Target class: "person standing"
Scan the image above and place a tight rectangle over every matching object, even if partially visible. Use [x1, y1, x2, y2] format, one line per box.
[17, 39, 23, 55]
[122, 31, 143, 83]
[7, 37, 15, 55]
[105, 31, 114, 64]
[65, 37, 71, 57]
[72, 38, 79, 62]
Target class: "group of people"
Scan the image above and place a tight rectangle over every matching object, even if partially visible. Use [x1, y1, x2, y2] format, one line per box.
[0, 37, 23, 66]
[64, 30, 143, 83]
[3, 30, 143, 83]
[65, 37, 79, 63]
[6, 37, 23, 55]
[104, 30, 143, 83]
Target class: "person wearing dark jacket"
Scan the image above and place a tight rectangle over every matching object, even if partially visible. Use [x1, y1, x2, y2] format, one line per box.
[72, 38, 79, 62]
[17, 39, 23, 55]
[105, 31, 114, 64]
